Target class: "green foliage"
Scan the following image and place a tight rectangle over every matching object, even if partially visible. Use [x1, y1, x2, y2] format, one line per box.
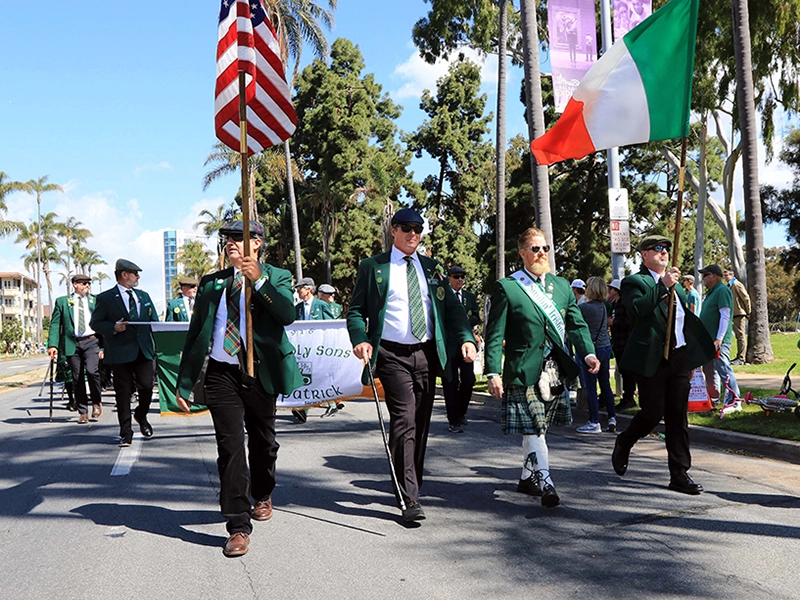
[0, 317, 23, 353]
[763, 247, 800, 325]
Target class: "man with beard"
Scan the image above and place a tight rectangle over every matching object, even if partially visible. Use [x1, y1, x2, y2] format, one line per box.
[612, 235, 714, 494]
[485, 228, 599, 508]
[166, 276, 198, 322]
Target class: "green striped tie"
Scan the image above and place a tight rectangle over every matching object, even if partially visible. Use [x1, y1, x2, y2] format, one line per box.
[404, 256, 426, 340]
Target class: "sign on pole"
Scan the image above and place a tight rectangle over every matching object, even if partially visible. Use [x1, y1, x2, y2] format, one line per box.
[610, 220, 631, 253]
[608, 187, 630, 220]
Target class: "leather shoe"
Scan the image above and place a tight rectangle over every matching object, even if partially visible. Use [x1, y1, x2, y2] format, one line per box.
[668, 473, 703, 495]
[92, 404, 102, 418]
[541, 484, 560, 508]
[402, 501, 426, 522]
[291, 409, 308, 424]
[136, 417, 153, 438]
[612, 436, 629, 476]
[252, 498, 273, 521]
[516, 476, 543, 497]
[223, 532, 250, 557]
[119, 434, 133, 447]
[615, 399, 636, 411]
[77, 414, 89, 424]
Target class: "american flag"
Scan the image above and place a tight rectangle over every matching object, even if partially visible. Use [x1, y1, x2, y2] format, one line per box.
[215, 0, 297, 154]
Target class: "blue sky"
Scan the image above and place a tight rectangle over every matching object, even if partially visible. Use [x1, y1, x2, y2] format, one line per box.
[0, 0, 791, 310]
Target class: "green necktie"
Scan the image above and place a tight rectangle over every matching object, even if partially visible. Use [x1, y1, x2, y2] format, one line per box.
[126, 290, 139, 321]
[77, 297, 85, 334]
[224, 272, 244, 356]
[404, 256, 426, 340]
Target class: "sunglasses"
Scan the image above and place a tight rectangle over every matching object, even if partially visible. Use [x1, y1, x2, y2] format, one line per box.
[526, 245, 551, 254]
[645, 244, 670, 253]
[124, 271, 140, 277]
[398, 223, 423, 234]
[225, 233, 244, 242]
[450, 274, 465, 279]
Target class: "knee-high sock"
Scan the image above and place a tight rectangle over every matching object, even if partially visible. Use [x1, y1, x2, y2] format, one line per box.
[521, 434, 549, 479]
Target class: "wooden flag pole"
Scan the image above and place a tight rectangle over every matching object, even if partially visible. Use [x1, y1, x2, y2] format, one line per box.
[663, 136, 689, 360]
[238, 72, 255, 377]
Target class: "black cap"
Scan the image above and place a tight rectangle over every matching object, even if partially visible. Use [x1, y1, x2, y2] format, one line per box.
[219, 220, 265, 238]
[71, 273, 91, 283]
[447, 265, 466, 276]
[699, 264, 723, 277]
[390, 208, 424, 226]
[115, 258, 141, 272]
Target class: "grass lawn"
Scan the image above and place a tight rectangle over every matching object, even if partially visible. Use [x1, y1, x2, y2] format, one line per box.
[733, 332, 800, 375]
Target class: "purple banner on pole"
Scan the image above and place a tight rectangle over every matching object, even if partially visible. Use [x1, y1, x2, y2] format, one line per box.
[547, 0, 598, 113]
[613, 0, 652, 42]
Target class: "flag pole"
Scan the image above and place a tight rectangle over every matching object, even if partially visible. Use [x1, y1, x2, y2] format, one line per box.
[238, 71, 255, 377]
[663, 136, 689, 360]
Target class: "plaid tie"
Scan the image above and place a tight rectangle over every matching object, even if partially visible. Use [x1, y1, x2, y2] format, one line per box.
[404, 256, 426, 340]
[126, 290, 139, 321]
[224, 272, 243, 356]
[77, 297, 85, 335]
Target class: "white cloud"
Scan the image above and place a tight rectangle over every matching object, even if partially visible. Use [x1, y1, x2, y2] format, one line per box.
[133, 161, 172, 177]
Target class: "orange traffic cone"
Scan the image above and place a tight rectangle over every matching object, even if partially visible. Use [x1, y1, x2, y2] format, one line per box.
[688, 367, 713, 412]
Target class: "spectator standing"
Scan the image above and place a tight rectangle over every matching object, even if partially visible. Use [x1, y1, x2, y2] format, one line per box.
[699, 265, 740, 403]
[681, 275, 701, 314]
[723, 269, 751, 364]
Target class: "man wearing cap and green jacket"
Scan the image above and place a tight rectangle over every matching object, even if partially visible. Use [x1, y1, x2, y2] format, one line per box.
[90, 258, 160, 447]
[166, 276, 198, 322]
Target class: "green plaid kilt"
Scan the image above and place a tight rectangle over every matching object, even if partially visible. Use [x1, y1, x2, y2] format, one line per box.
[501, 383, 572, 435]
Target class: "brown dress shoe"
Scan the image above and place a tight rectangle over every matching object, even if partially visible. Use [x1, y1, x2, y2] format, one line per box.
[92, 404, 102, 418]
[252, 498, 273, 521]
[223, 532, 250, 557]
[77, 414, 89, 424]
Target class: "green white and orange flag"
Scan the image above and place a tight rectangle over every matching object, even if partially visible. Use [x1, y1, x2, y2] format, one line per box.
[530, 0, 699, 165]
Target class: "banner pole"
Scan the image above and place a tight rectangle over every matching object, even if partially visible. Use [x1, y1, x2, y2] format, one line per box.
[238, 71, 255, 377]
[663, 136, 689, 360]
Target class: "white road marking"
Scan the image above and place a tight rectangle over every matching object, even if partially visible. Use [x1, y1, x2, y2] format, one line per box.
[110, 435, 143, 476]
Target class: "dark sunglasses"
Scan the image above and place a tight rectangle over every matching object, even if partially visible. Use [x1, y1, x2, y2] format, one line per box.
[527, 245, 550, 254]
[398, 223, 423, 234]
[646, 244, 670, 253]
[450, 274, 465, 279]
[225, 233, 244, 242]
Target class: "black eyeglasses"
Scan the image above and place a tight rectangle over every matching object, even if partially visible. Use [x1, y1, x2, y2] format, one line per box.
[646, 244, 670, 253]
[398, 223, 423, 234]
[526, 245, 550, 254]
[225, 233, 244, 242]
[450, 274, 465, 279]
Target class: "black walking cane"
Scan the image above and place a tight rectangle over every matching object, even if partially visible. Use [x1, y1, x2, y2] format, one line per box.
[365, 358, 406, 512]
[48, 357, 55, 422]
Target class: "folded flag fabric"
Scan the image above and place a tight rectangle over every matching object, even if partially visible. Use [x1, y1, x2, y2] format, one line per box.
[531, 0, 698, 165]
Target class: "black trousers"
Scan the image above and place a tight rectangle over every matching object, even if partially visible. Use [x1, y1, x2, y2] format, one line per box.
[111, 351, 154, 438]
[204, 359, 278, 535]
[618, 366, 637, 404]
[617, 347, 691, 478]
[66, 336, 102, 415]
[442, 353, 475, 426]
[376, 340, 437, 505]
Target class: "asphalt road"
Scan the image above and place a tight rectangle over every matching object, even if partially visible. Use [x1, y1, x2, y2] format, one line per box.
[1, 382, 799, 600]
[0, 355, 50, 379]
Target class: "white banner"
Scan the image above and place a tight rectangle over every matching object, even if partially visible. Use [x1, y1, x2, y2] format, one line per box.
[277, 320, 367, 409]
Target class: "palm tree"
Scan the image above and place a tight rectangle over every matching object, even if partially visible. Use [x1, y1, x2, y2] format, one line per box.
[0, 172, 25, 237]
[20, 176, 64, 344]
[57, 217, 92, 279]
[93, 271, 110, 291]
[14, 213, 62, 312]
[175, 240, 214, 281]
[73, 247, 105, 277]
[195, 202, 242, 261]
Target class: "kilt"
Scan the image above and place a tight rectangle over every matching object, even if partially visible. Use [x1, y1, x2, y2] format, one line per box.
[501, 383, 572, 435]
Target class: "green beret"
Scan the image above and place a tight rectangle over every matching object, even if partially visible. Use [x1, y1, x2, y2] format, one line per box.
[637, 235, 672, 252]
[115, 258, 142, 272]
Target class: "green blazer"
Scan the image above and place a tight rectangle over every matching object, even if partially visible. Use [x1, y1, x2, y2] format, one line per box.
[484, 273, 595, 386]
[176, 264, 304, 399]
[295, 297, 334, 321]
[47, 294, 97, 357]
[619, 264, 715, 377]
[457, 289, 481, 328]
[90, 286, 159, 364]
[165, 297, 191, 322]
[346, 251, 476, 384]
[329, 301, 343, 318]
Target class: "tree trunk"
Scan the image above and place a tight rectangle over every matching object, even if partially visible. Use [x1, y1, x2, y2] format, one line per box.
[694, 116, 708, 295]
[284, 139, 303, 281]
[732, 0, 772, 363]
[495, 0, 508, 280]
[519, 0, 554, 270]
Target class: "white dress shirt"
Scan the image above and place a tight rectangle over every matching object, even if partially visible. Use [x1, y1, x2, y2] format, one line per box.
[209, 269, 267, 364]
[117, 284, 140, 316]
[72, 293, 95, 337]
[381, 246, 433, 344]
[649, 269, 686, 348]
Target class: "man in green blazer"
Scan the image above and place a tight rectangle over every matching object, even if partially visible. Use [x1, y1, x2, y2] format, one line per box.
[175, 220, 303, 558]
[442, 265, 482, 433]
[612, 235, 715, 495]
[347, 208, 476, 523]
[165, 276, 198, 322]
[47, 273, 103, 423]
[485, 227, 599, 508]
[317, 284, 343, 318]
[90, 259, 159, 446]
[294, 277, 334, 321]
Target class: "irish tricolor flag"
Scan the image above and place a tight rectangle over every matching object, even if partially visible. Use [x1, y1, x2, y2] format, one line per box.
[531, 0, 698, 165]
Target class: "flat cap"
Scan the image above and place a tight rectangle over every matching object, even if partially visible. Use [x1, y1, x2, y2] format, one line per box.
[608, 279, 621, 291]
[637, 234, 671, 252]
[318, 284, 336, 294]
[178, 276, 198, 286]
[698, 264, 723, 277]
[391, 208, 424, 226]
[447, 265, 466, 276]
[219, 219, 264, 238]
[571, 279, 586, 290]
[295, 277, 315, 289]
[115, 258, 141, 272]
[71, 273, 91, 283]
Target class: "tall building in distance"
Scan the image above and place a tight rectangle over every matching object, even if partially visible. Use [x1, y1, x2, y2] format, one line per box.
[162, 230, 214, 307]
[0, 272, 39, 343]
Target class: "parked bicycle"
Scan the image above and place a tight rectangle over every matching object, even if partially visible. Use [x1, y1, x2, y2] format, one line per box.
[743, 363, 800, 420]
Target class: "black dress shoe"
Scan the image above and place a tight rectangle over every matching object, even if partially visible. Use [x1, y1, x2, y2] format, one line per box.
[516, 477, 543, 497]
[119, 434, 133, 447]
[541, 484, 560, 508]
[402, 501, 426, 522]
[136, 417, 153, 439]
[612, 436, 629, 476]
[668, 473, 703, 495]
[291, 409, 308, 423]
